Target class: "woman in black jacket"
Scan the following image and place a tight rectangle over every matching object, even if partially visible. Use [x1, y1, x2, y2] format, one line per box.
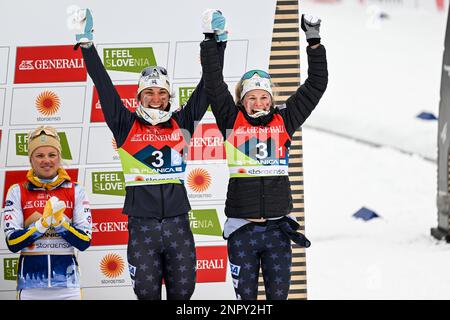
[71, 8, 225, 300]
[200, 11, 328, 300]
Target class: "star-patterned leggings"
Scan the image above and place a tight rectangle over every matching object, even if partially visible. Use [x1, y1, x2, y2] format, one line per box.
[127, 214, 196, 300]
[227, 221, 292, 300]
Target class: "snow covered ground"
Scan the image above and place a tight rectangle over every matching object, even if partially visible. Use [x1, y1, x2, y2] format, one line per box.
[300, 0, 450, 299]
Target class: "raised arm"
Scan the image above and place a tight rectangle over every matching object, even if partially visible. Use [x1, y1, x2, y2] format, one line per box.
[175, 42, 226, 135]
[199, 10, 238, 138]
[278, 14, 328, 137]
[72, 8, 134, 146]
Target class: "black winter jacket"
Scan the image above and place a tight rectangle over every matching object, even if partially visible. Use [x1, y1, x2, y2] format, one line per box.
[200, 40, 328, 219]
[82, 44, 224, 218]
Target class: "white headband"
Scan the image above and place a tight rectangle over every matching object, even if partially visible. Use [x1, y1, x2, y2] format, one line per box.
[138, 76, 171, 96]
[241, 76, 273, 99]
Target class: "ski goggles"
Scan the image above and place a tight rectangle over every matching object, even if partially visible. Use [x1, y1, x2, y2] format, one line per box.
[241, 69, 271, 81]
[28, 126, 60, 141]
[141, 66, 168, 77]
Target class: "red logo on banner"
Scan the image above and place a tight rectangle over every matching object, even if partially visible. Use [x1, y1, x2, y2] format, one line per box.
[3, 169, 79, 206]
[195, 246, 228, 283]
[91, 84, 138, 122]
[91, 208, 128, 246]
[14, 45, 86, 84]
[188, 123, 225, 161]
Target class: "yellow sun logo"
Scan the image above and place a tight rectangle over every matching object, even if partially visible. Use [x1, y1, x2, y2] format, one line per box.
[187, 168, 212, 193]
[100, 253, 125, 278]
[35, 91, 60, 116]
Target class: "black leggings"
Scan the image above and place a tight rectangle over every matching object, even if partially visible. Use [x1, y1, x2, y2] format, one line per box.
[227, 222, 292, 300]
[127, 214, 196, 300]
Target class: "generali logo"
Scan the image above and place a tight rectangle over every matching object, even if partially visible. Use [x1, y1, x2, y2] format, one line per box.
[90, 84, 138, 122]
[91, 208, 128, 246]
[195, 246, 228, 283]
[187, 123, 225, 161]
[187, 168, 211, 193]
[35, 90, 60, 116]
[14, 45, 86, 83]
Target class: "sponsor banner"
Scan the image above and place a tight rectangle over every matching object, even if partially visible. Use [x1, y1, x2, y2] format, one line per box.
[0, 254, 20, 291]
[2, 169, 79, 207]
[188, 209, 222, 237]
[84, 168, 126, 205]
[0, 88, 5, 124]
[175, 81, 237, 123]
[185, 163, 228, 202]
[79, 246, 228, 287]
[196, 246, 228, 283]
[190, 204, 226, 243]
[0, 47, 9, 84]
[3, 257, 18, 281]
[78, 249, 131, 288]
[172, 83, 214, 118]
[91, 84, 138, 122]
[96, 43, 170, 81]
[187, 123, 225, 161]
[6, 127, 82, 167]
[14, 45, 86, 84]
[173, 40, 248, 79]
[91, 208, 128, 246]
[10, 86, 86, 125]
[177, 85, 196, 107]
[86, 126, 121, 164]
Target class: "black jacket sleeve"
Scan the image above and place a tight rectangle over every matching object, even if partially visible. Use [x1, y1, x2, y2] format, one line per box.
[278, 45, 328, 137]
[81, 45, 135, 147]
[175, 41, 227, 136]
[200, 40, 238, 138]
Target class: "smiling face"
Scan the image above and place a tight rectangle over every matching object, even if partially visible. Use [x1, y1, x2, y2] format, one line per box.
[242, 89, 272, 115]
[30, 146, 61, 179]
[139, 87, 170, 111]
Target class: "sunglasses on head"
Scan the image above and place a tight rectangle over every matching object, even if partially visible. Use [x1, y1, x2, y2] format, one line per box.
[241, 69, 271, 81]
[141, 66, 168, 77]
[28, 126, 60, 141]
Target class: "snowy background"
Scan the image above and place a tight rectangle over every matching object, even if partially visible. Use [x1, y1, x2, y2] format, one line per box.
[300, 0, 450, 299]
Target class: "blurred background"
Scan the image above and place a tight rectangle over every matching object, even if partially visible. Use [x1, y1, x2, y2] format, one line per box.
[300, 0, 450, 299]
